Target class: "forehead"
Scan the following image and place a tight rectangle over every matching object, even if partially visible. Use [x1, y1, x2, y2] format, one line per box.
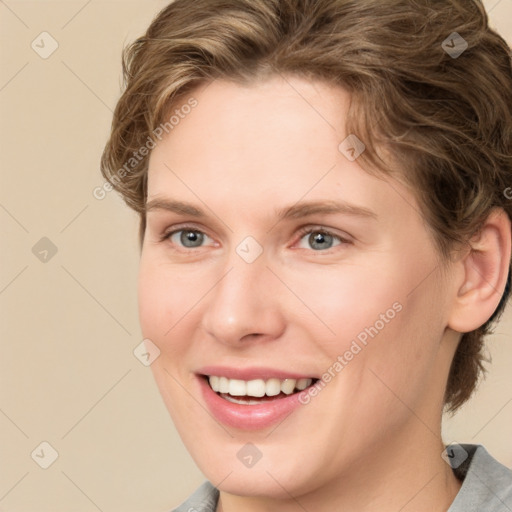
[146, 76, 417, 229]
[153, 77, 346, 163]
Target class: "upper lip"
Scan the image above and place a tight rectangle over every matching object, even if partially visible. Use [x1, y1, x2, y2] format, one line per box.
[196, 365, 318, 381]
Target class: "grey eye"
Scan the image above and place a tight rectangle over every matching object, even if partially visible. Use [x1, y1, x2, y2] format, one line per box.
[309, 232, 334, 250]
[298, 231, 341, 251]
[169, 229, 207, 248]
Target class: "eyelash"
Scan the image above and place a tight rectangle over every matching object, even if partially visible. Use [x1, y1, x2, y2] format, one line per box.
[160, 224, 351, 252]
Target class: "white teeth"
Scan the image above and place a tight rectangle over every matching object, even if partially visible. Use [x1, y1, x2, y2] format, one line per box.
[296, 378, 311, 390]
[209, 375, 219, 391]
[207, 375, 314, 397]
[218, 376, 229, 393]
[246, 379, 266, 397]
[281, 378, 296, 395]
[223, 395, 266, 405]
[266, 378, 281, 396]
[228, 379, 246, 396]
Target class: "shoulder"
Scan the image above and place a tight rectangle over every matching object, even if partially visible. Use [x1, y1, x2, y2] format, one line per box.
[449, 444, 512, 512]
[170, 481, 219, 512]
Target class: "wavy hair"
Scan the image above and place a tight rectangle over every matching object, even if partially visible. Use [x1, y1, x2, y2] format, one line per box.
[101, 0, 512, 412]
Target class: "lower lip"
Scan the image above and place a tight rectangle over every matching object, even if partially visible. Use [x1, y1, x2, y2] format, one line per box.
[198, 376, 309, 430]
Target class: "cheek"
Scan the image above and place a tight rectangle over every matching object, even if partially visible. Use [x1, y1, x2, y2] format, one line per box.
[282, 261, 407, 351]
[137, 260, 200, 421]
[138, 263, 166, 339]
[137, 258, 197, 353]
[295, 256, 446, 394]
[350, 277, 448, 414]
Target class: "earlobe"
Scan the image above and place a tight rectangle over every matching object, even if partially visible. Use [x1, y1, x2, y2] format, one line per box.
[448, 208, 511, 333]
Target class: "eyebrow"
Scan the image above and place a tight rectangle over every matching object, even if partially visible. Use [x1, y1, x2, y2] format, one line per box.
[275, 200, 377, 221]
[144, 198, 377, 221]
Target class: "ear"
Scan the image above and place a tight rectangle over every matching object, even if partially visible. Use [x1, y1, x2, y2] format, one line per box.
[448, 208, 511, 333]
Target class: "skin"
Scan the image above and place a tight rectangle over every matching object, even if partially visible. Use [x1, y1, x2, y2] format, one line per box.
[137, 76, 510, 512]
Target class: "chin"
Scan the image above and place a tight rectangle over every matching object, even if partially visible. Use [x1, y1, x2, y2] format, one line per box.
[188, 441, 321, 499]
[208, 467, 310, 499]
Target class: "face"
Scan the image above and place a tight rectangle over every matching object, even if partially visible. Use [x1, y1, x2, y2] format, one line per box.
[138, 76, 457, 498]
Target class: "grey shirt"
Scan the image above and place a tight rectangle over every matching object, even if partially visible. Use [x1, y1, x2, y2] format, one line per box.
[172, 444, 512, 511]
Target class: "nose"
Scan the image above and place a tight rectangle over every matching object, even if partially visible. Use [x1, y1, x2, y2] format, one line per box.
[200, 249, 286, 347]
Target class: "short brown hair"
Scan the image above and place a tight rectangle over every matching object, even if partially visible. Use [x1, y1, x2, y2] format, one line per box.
[101, 0, 512, 412]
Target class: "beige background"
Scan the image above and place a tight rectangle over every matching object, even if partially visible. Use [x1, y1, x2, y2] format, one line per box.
[0, 1, 511, 511]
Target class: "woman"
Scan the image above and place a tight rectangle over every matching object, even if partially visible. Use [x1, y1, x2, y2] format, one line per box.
[101, 1, 512, 510]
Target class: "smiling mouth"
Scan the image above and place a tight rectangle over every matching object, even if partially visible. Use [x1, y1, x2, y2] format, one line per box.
[202, 375, 319, 405]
